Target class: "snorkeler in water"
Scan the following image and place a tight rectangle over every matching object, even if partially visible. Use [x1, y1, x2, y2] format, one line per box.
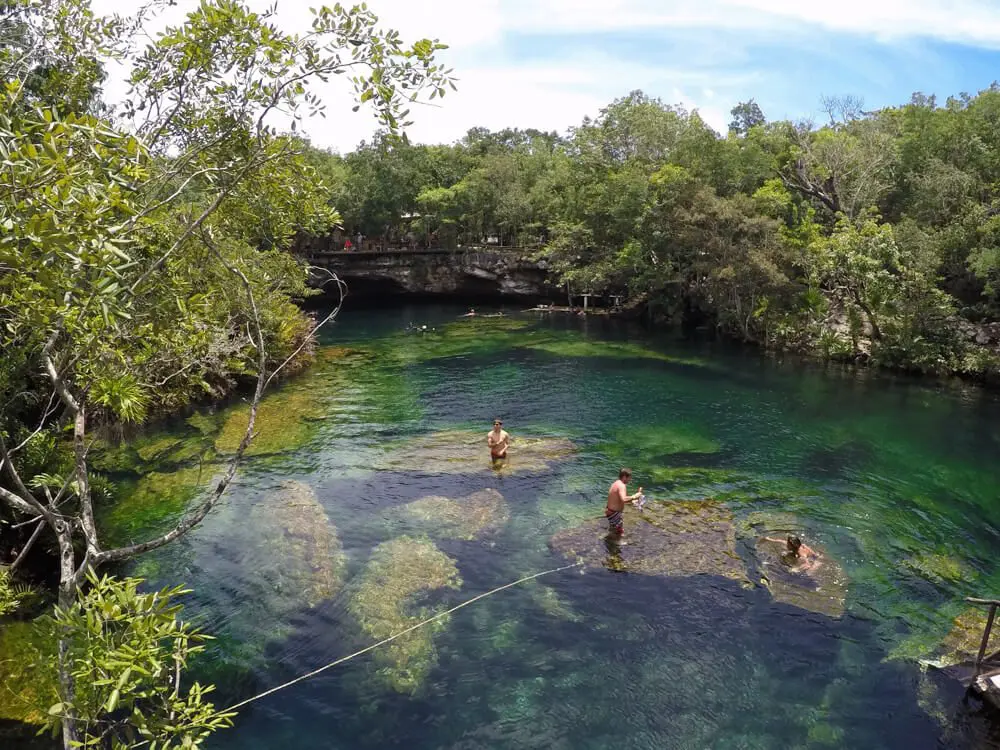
[765, 535, 821, 572]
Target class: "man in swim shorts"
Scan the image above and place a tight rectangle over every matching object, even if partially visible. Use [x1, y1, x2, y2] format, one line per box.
[487, 419, 510, 460]
[606, 468, 643, 537]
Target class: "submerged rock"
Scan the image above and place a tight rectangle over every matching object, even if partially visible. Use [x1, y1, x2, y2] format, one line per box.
[528, 582, 583, 623]
[377, 429, 576, 475]
[755, 538, 848, 619]
[521, 337, 706, 367]
[0, 619, 57, 725]
[600, 424, 720, 461]
[902, 552, 969, 584]
[245, 480, 346, 608]
[348, 536, 462, 693]
[374, 317, 534, 366]
[98, 463, 215, 546]
[740, 510, 848, 618]
[549, 499, 747, 581]
[917, 608, 996, 669]
[214, 384, 316, 456]
[400, 489, 510, 540]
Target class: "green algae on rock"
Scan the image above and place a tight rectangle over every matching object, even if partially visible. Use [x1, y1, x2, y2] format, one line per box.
[601, 424, 721, 462]
[98, 464, 214, 546]
[0, 619, 57, 725]
[520, 337, 706, 367]
[919, 608, 995, 668]
[549, 499, 747, 581]
[400, 489, 510, 540]
[755, 538, 848, 619]
[245, 480, 346, 607]
[348, 536, 461, 693]
[368, 317, 534, 366]
[376, 429, 577, 475]
[902, 552, 969, 584]
[528, 582, 583, 623]
[214, 385, 317, 456]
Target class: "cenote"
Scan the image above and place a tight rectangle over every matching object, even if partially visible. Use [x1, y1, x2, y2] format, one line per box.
[75, 304, 1000, 748]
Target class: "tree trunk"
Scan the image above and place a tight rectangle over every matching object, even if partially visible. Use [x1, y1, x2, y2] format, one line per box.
[56, 525, 80, 748]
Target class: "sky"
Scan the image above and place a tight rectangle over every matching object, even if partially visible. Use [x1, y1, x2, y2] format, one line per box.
[91, 0, 1000, 153]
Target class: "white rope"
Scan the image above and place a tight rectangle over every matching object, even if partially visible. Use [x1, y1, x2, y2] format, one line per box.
[222, 559, 584, 713]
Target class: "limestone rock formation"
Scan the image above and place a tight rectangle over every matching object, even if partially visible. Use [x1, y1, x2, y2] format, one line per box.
[348, 536, 462, 693]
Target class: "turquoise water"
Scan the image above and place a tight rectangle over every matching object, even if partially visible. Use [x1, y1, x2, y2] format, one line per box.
[110, 305, 1000, 749]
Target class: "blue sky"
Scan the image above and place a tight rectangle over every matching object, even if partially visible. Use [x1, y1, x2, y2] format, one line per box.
[94, 0, 1000, 151]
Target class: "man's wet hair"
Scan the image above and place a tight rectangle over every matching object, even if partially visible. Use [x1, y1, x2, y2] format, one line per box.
[787, 535, 802, 552]
[619, 468, 632, 480]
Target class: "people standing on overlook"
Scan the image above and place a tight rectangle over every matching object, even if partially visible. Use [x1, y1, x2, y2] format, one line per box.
[487, 419, 510, 461]
[606, 468, 643, 538]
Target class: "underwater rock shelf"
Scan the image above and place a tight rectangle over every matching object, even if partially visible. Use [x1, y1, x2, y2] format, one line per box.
[926, 598, 1000, 712]
[549, 499, 849, 618]
[375, 429, 576, 475]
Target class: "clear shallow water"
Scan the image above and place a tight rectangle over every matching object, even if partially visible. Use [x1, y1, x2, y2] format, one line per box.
[111, 304, 1000, 749]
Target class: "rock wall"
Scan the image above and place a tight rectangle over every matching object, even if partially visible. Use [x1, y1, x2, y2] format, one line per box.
[303, 248, 558, 302]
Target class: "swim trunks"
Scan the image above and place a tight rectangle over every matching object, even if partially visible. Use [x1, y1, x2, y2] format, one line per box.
[605, 507, 624, 535]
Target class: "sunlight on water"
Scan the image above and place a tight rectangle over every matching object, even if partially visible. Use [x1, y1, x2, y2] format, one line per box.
[108, 304, 1000, 750]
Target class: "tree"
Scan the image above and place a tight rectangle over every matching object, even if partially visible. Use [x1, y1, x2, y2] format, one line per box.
[728, 98, 766, 136]
[0, 1, 453, 746]
[44, 573, 233, 749]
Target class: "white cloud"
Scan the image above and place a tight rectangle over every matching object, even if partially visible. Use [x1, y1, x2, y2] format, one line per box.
[89, 0, 1000, 151]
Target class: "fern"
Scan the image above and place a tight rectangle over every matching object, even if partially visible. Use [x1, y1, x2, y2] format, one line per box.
[0, 566, 22, 616]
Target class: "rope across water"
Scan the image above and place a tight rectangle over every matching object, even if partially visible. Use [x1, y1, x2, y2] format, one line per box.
[222, 559, 583, 712]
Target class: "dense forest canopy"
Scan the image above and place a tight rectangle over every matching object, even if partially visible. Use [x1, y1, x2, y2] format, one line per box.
[309, 88, 1000, 379]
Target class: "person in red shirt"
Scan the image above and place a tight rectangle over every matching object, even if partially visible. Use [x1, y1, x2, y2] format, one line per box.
[343, 238, 353, 251]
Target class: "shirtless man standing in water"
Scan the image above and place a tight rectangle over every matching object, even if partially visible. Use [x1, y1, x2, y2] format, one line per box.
[606, 468, 643, 538]
[487, 419, 510, 460]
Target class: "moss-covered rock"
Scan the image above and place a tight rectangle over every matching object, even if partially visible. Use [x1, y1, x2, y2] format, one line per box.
[214, 385, 317, 456]
[368, 317, 534, 366]
[755, 537, 848, 619]
[916, 608, 998, 668]
[245, 480, 346, 608]
[98, 464, 214, 546]
[536, 496, 605, 530]
[376, 429, 576, 475]
[133, 434, 208, 464]
[0, 619, 57, 725]
[528, 583, 583, 623]
[520, 337, 706, 367]
[347, 537, 461, 693]
[600, 424, 720, 460]
[400, 489, 509, 540]
[549, 499, 747, 581]
[902, 552, 969, 584]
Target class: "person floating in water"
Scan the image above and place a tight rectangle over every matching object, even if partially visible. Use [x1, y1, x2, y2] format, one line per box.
[487, 419, 510, 461]
[765, 535, 821, 572]
[462, 308, 476, 317]
[606, 468, 643, 539]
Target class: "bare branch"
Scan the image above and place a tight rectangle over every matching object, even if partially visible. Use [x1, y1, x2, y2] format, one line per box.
[10, 519, 46, 573]
[263, 267, 346, 390]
